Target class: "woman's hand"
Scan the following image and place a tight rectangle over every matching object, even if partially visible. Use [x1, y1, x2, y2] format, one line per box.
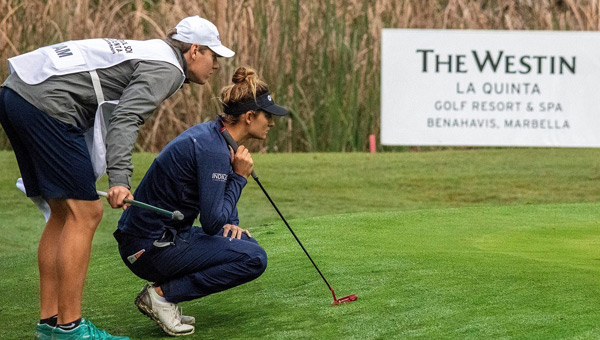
[223, 224, 252, 239]
[230, 145, 254, 178]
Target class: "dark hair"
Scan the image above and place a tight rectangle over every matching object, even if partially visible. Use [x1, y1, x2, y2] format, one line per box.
[219, 66, 269, 124]
[166, 28, 192, 54]
[166, 28, 210, 55]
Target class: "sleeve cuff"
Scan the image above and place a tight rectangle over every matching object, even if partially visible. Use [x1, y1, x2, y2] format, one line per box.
[229, 172, 248, 186]
[108, 173, 132, 189]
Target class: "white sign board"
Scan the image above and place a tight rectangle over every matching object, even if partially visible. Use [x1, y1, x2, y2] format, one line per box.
[381, 29, 600, 147]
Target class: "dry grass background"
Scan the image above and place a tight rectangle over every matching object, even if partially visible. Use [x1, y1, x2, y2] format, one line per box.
[1, 0, 599, 152]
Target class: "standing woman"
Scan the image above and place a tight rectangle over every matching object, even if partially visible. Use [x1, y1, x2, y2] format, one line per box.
[113, 66, 289, 336]
[0, 16, 234, 340]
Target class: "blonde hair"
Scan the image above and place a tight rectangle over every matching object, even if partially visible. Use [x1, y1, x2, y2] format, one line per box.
[220, 66, 269, 124]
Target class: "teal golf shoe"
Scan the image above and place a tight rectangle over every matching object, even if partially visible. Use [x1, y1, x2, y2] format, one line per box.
[34, 323, 54, 340]
[50, 319, 129, 340]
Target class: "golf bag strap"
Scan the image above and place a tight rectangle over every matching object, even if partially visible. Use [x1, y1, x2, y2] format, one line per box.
[89, 70, 105, 104]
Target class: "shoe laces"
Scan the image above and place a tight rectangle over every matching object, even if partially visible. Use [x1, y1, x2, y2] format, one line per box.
[175, 306, 184, 320]
[160, 303, 184, 327]
[82, 319, 111, 338]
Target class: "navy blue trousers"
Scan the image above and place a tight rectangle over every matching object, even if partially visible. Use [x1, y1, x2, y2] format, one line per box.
[115, 227, 267, 303]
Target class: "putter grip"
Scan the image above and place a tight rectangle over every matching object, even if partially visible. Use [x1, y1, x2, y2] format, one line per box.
[220, 127, 258, 180]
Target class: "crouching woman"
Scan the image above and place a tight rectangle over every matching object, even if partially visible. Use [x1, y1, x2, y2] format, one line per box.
[113, 66, 288, 336]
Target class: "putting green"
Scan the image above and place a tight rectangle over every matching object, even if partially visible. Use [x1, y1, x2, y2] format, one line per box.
[239, 203, 600, 339]
[2, 202, 600, 339]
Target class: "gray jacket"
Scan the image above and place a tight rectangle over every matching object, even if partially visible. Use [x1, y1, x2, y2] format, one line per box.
[2, 41, 186, 189]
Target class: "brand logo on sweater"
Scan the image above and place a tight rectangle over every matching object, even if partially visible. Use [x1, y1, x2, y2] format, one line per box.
[212, 173, 228, 182]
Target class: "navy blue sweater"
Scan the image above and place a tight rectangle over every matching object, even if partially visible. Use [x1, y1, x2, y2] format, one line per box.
[117, 117, 247, 238]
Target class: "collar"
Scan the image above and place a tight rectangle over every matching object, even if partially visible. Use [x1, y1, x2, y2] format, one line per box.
[215, 115, 225, 131]
[164, 40, 189, 85]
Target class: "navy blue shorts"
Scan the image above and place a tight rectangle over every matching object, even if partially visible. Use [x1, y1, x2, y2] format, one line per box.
[0, 87, 98, 201]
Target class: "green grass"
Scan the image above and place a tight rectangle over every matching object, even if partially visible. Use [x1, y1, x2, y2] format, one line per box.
[1, 149, 600, 339]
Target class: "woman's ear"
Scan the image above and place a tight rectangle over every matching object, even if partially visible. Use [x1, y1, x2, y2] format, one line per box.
[244, 111, 254, 125]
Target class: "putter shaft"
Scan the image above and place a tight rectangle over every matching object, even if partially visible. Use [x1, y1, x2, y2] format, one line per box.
[221, 127, 357, 305]
[220, 128, 333, 288]
[96, 190, 183, 221]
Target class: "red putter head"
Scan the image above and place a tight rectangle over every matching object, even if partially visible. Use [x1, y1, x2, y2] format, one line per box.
[333, 294, 358, 306]
[330, 286, 357, 306]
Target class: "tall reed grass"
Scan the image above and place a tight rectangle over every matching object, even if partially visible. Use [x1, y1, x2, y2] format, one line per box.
[0, 0, 598, 152]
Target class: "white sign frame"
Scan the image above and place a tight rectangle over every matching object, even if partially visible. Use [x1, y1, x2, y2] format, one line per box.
[381, 29, 600, 147]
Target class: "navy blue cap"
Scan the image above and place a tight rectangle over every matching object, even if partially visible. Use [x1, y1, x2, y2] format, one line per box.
[223, 92, 289, 116]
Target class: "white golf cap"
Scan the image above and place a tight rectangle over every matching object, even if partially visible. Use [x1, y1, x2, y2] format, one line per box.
[171, 16, 235, 58]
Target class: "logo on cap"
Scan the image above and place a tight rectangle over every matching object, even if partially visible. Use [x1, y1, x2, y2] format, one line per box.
[267, 95, 272, 102]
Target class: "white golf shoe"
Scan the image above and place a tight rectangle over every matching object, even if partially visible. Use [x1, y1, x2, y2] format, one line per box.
[135, 284, 195, 336]
[178, 311, 195, 325]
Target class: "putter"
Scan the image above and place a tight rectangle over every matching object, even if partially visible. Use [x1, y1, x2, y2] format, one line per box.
[96, 190, 184, 221]
[220, 127, 357, 306]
